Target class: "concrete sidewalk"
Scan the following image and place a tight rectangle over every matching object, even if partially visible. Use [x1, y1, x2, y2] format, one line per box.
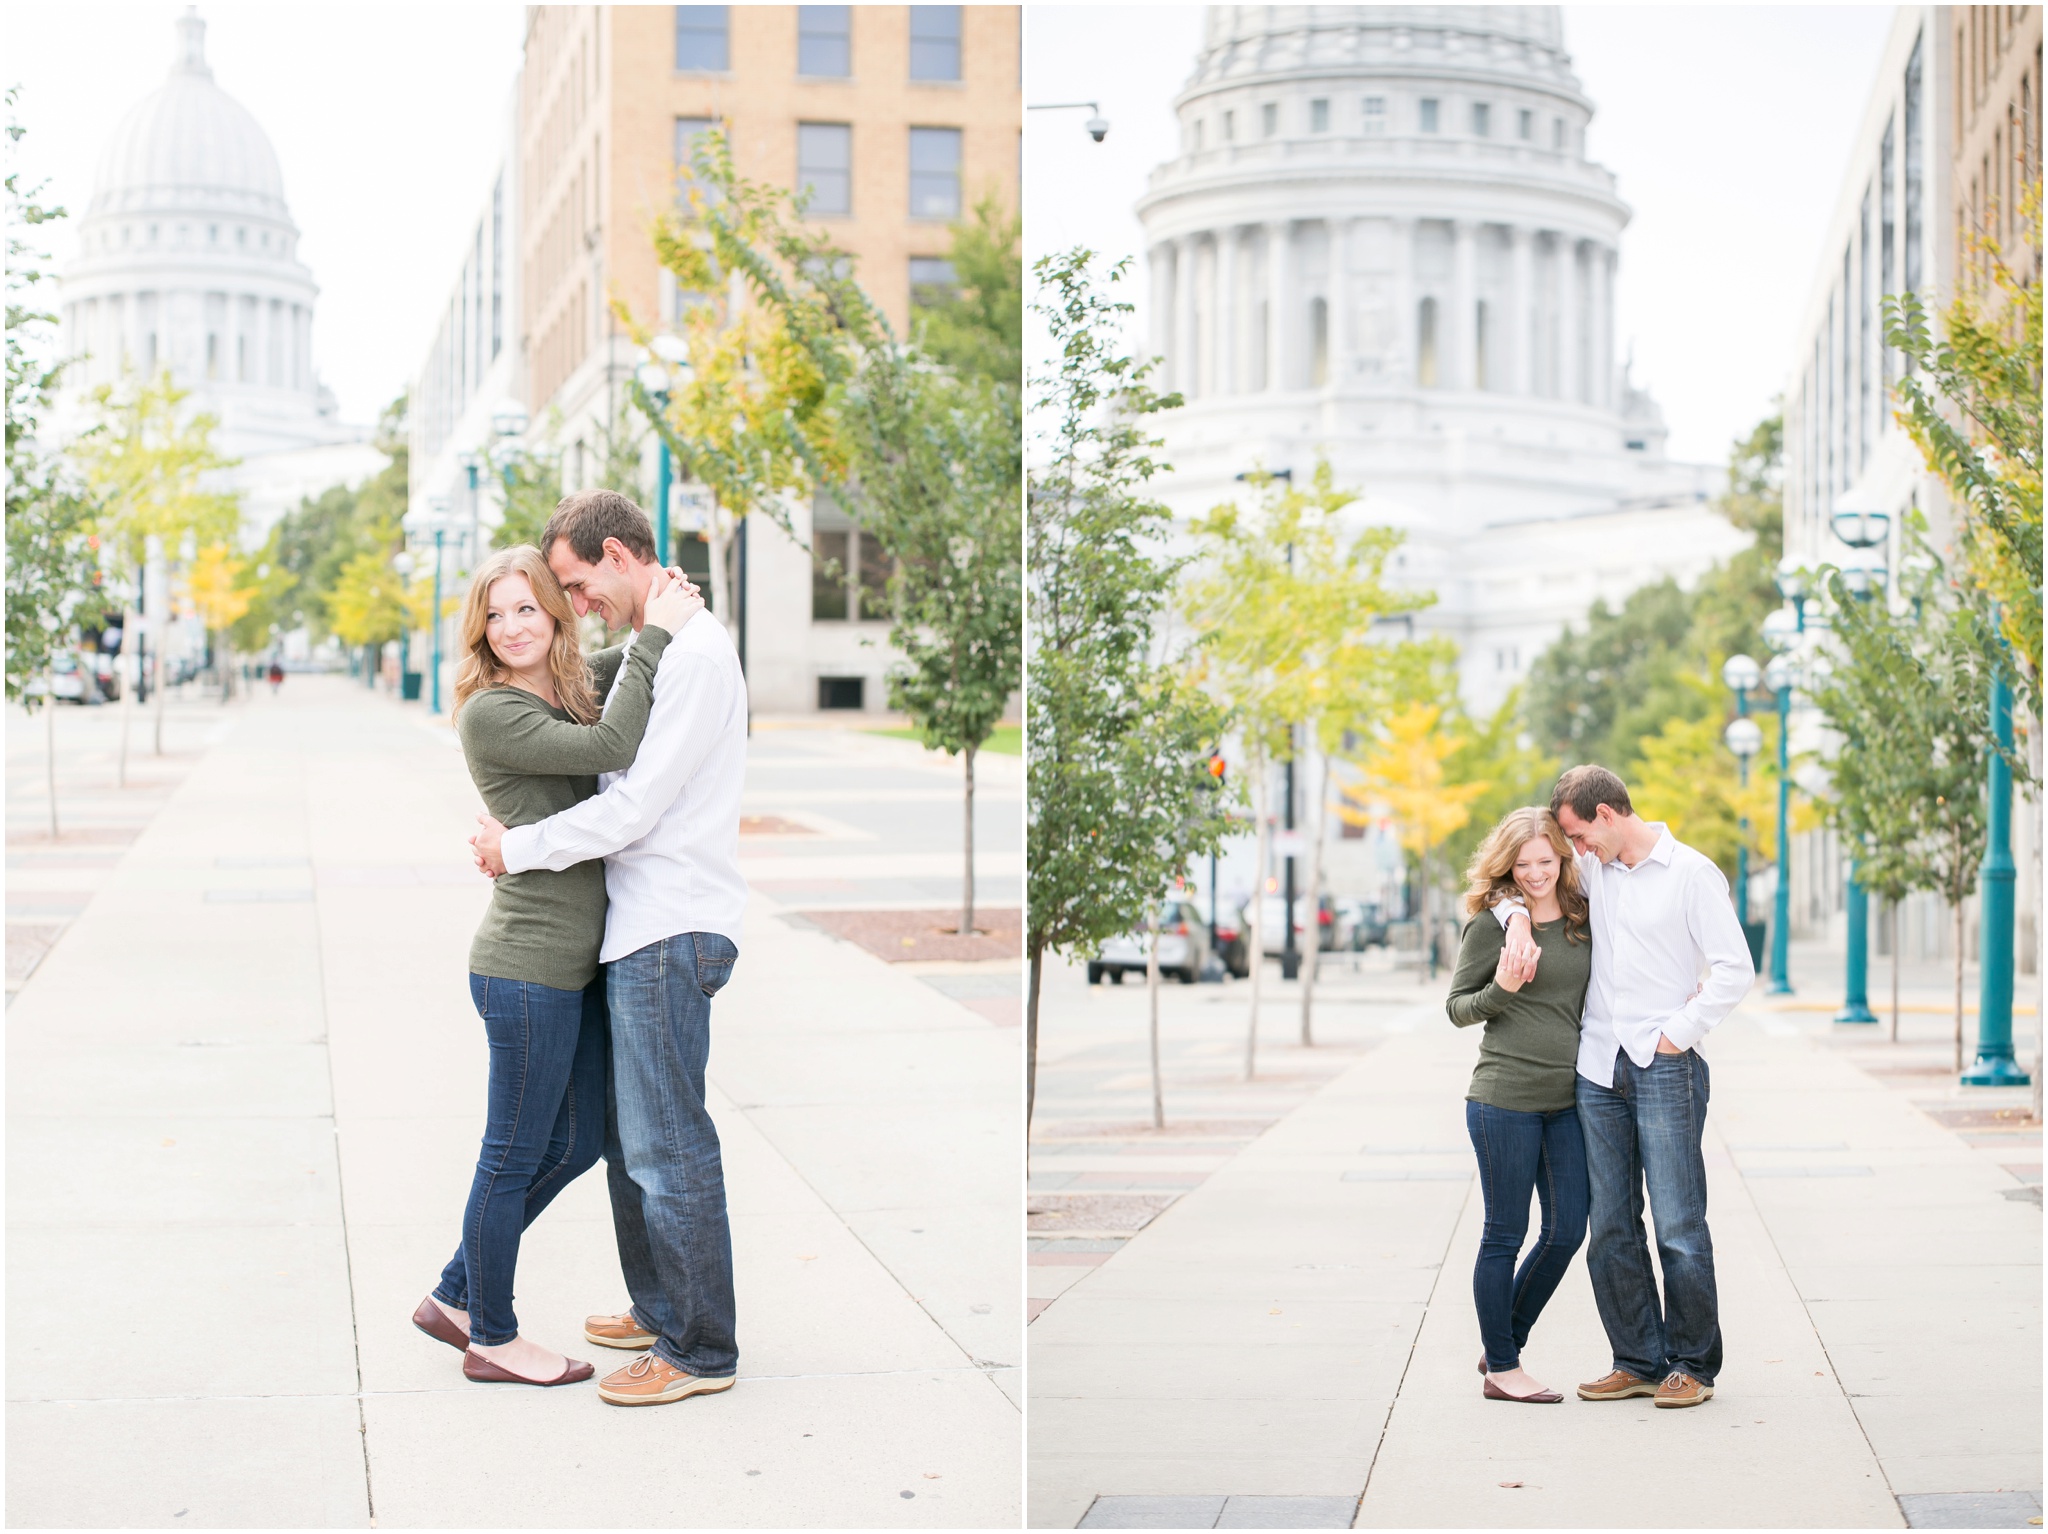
[1028, 963, 2040, 1529]
[8, 677, 1019, 1528]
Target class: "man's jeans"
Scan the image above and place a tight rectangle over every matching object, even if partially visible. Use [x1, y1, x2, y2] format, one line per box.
[435, 976, 609, 1345]
[1466, 1100, 1589, 1372]
[1577, 1049, 1721, 1385]
[606, 932, 740, 1378]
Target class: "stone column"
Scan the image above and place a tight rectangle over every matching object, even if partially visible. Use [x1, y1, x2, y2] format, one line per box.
[1215, 226, 1239, 396]
[1175, 236, 1201, 401]
[1149, 243, 1174, 385]
[1600, 246, 1617, 408]
[1326, 216, 1351, 387]
[1389, 216, 1415, 387]
[1450, 219, 1478, 391]
[1266, 220, 1290, 392]
[1508, 225, 1533, 396]
[1550, 235, 1572, 402]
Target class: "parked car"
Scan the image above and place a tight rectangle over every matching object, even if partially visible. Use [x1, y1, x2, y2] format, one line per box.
[1184, 891, 1251, 978]
[1089, 899, 1213, 985]
[27, 653, 103, 705]
[1334, 897, 1390, 950]
[1254, 893, 1340, 956]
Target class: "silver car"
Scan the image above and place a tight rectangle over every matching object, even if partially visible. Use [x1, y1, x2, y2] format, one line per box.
[1089, 899, 1213, 985]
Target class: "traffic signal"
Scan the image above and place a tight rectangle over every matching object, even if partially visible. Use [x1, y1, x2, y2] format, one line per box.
[1207, 753, 1227, 785]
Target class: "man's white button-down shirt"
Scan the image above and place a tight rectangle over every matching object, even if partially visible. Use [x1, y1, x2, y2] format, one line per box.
[500, 613, 749, 963]
[1498, 825, 1755, 1088]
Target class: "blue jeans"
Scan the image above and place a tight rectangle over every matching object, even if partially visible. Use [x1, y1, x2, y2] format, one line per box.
[434, 976, 609, 1345]
[1577, 1049, 1721, 1385]
[1466, 1100, 1589, 1372]
[605, 932, 740, 1377]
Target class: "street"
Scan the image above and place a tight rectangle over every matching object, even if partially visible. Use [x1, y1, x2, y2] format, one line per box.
[7, 676, 1022, 1529]
[1027, 945, 2042, 1529]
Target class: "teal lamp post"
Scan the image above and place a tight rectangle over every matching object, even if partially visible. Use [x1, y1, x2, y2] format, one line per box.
[1829, 499, 1891, 1023]
[1760, 614, 1801, 996]
[1962, 659, 2027, 1086]
[1722, 656, 1764, 971]
[632, 337, 693, 567]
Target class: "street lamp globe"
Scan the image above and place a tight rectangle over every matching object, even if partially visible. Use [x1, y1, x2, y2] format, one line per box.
[1774, 555, 1810, 601]
[1839, 545, 1889, 597]
[1724, 717, 1763, 760]
[1760, 605, 1802, 653]
[491, 399, 529, 438]
[1763, 652, 1798, 693]
[393, 551, 415, 577]
[1722, 653, 1762, 694]
[1830, 496, 1891, 550]
[635, 361, 670, 395]
[648, 333, 689, 365]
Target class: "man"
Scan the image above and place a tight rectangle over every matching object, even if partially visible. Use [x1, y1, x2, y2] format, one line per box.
[1498, 764, 1754, 1409]
[471, 490, 748, 1408]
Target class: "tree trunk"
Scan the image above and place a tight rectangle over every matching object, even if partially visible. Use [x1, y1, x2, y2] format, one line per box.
[1146, 903, 1164, 1130]
[151, 629, 167, 754]
[1299, 746, 1328, 1046]
[218, 632, 233, 703]
[1889, 903, 1901, 1044]
[1417, 851, 1432, 986]
[1246, 747, 1271, 1081]
[44, 693, 59, 839]
[961, 743, 977, 935]
[117, 607, 136, 788]
[706, 517, 736, 644]
[1954, 881, 1967, 1074]
[1026, 940, 1044, 1142]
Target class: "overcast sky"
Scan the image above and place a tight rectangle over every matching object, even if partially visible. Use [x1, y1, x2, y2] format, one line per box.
[1024, 4, 1896, 468]
[10, 3, 527, 427]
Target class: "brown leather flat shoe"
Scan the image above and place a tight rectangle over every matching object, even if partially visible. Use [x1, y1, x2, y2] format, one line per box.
[1482, 1376, 1563, 1404]
[462, 1349, 595, 1386]
[412, 1296, 468, 1352]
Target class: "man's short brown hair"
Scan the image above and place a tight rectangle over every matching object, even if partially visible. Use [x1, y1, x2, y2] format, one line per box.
[539, 489, 658, 567]
[1552, 764, 1634, 823]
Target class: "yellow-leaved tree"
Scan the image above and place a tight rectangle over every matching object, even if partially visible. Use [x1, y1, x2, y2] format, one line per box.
[183, 542, 251, 700]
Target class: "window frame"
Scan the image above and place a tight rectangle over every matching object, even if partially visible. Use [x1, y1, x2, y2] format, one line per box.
[796, 4, 852, 78]
[907, 125, 963, 219]
[908, 5, 962, 83]
[673, 5, 730, 73]
[796, 121, 854, 216]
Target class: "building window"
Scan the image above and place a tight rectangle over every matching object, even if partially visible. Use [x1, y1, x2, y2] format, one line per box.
[818, 676, 866, 709]
[1261, 102, 1278, 137]
[491, 175, 504, 360]
[1419, 98, 1440, 133]
[674, 6, 729, 72]
[1310, 98, 1329, 133]
[675, 116, 718, 202]
[1881, 113, 1896, 384]
[1904, 32, 1923, 307]
[908, 126, 961, 218]
[908, 6, 961, 82]
[1552, 116, 1565, 149]
[1309, 296, 1328, 385]
[1362, 96, 1386, 134]
[1474, 299, 1490, 389]
[1472, 102, 1491, 137]
[1417, 297, 1439, 387]
[813, 529, 851, 620]
[812, 492, 894, 622]
[910, 256, 958, 312]
[798, 5, 851, 77]
[206, 332, 219, 380]
[1518, 107, 1533, 141]
[797, 122, 852, 215]
[1223, 109, 1235, 141]
[1191, 118, 1204, 151]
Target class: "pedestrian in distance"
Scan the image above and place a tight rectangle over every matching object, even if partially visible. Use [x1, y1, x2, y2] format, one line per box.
[266, 660, 284, 694]
[1497, 764, 1756, 1409]
[471, 490, 751, 1409]
[1449, 806, 1592, 1404]
[412, 541, 702, 1389]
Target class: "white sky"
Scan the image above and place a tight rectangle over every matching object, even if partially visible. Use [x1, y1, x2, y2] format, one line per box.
[1024, 4, 1896, 468]
[10, 2, 527, 429]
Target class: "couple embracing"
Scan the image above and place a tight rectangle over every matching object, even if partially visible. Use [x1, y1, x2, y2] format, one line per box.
[408, 489, 749, 1407]
[1448, 765, 1755, 1408]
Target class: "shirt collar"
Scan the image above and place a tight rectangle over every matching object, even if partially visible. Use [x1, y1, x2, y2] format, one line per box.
[1605, 823, 1676, 871]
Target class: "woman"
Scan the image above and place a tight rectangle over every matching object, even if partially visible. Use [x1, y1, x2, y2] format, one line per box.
[1446, 806, 1593, 1404]
[410, 545, 700, 1387]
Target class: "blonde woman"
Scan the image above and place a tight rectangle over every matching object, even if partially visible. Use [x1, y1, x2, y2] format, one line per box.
[1447, 807, 1593, 1404]
[410, 545, 700, 1388]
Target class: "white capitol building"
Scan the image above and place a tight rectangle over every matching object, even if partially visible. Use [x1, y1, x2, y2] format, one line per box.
[56, 9, 381, 536]
[1142, 4, 1749, 713]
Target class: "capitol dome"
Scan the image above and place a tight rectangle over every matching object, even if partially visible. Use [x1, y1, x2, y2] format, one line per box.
[57, 8, 380, 534]
[89, 12, 290, 224]
[1137, 5, 1745, 713]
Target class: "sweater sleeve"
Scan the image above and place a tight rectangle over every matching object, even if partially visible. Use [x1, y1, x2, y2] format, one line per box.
[459, 625, 673, 776]
[1446, 915, 1511, 1028]
[586, 643, 627, 699]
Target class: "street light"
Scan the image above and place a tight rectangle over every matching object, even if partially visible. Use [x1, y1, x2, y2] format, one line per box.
[1828, 545, 1887, 1025]
[632, 341, 695, 567]
[1762, 649, 1798, 995]
[1027, 101, 1110, 142]
[1829, 494, 1892, 553]
[1722, 651, 1764, 967]
[424, 495, 452, 714]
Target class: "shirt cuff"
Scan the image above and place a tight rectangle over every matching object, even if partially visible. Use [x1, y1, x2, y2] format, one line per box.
[501, 823, 540, 876]
[1491, 896, 1528, 929]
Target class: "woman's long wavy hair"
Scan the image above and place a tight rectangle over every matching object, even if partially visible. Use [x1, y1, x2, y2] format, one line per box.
[1461, 806, 1589, 944]
[452, 546, 600, 724]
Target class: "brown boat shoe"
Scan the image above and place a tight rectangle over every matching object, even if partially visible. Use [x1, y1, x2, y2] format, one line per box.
[1577, 1367, 1660, 1401]
[583, 1310, 657, 1351]
[1653, 1370, 1714, 1408]
[596, 1352, 736, 1407]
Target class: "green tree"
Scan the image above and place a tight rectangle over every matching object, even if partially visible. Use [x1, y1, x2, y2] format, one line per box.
[227, 524, 299, 658]
[913, 193, 1022, 399]
[1025, 249, 1228, 1129]
[490, 446, 564, 553]
[5, 96, 111, 834]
